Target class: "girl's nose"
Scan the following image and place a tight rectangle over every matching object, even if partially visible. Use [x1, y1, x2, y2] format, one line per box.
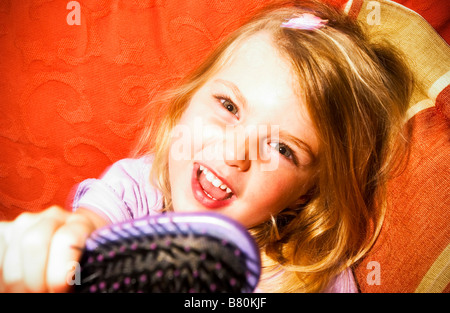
[225, 153, 251, 172]
[223, 133, 251, 172]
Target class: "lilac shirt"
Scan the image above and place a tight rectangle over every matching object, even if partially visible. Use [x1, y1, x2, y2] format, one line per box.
[72, 156, 358, 293]
[73, 156, 164, 223]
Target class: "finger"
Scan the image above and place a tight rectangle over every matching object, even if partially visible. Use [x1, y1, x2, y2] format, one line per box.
[21, 214, 67, 292]
[0, 222, 8, 267]
[46, 213, 95, 292]
[2, 212, 37, 243]
[1, 213, 40, 292]
[0, 222, 7, 292]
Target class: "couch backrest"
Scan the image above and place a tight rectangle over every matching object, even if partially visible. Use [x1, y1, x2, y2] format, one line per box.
[346, 0, 450, 292]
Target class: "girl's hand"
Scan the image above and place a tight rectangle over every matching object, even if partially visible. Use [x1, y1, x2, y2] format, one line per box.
[0, 206, 107, 292]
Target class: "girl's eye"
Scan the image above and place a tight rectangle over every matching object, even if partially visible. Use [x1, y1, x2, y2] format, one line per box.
[270, 142, 293, 159]
[219, 98, 239, 117]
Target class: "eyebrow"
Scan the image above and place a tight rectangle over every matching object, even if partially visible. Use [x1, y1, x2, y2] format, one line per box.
[213, 79, 248, 109]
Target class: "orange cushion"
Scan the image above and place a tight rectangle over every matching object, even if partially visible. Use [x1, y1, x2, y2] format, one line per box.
[354, 103, 450, 292]
[347, 0, 450, 292]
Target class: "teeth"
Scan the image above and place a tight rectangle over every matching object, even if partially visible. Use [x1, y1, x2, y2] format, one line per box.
[199, 165, 232, 194]
[205, 172, 215, 182]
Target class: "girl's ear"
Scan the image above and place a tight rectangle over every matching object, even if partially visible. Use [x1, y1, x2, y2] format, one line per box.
[297, 195, 310, 205]
[288, 194, 310, 210]
[296, 194, 310, 206]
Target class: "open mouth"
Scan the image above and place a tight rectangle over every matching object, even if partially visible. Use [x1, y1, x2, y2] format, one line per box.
[191, 163, 235, 209]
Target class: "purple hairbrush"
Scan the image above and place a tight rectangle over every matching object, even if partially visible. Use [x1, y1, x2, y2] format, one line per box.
[74, 212, 261, 293]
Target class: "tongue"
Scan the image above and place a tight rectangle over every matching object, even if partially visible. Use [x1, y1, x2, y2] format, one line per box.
[198, 171, 229, 201]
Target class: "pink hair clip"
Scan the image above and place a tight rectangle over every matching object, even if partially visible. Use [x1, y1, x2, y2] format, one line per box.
[281, 13, 328, 30]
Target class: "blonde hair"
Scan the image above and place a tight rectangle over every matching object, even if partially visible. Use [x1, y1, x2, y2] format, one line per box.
[134, 0, 413, 292]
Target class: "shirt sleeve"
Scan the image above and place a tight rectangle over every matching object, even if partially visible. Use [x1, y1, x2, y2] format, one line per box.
[322, 267, 359, 293]
[72, 156, 164, 224]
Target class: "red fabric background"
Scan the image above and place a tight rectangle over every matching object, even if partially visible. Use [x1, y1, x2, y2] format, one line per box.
[1, 0, 447, 220]
[0, 0, 349, 219]
[0, 0, 271, 219]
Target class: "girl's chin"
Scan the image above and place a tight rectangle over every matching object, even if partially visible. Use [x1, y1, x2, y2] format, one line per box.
[172, 198, 234, 215]
[171, 202, 209, 214]
[171, 201, 261, 229]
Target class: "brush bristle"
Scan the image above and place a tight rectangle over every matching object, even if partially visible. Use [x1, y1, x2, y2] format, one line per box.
[74, 213, 260, 293]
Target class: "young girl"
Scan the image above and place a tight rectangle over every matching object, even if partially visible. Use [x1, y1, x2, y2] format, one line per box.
[0, 0, 413, 293]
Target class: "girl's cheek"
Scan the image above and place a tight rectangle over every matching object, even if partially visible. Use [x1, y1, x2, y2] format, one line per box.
[261, 171, 310, 203]
[170, 114, 224, 162]
[169, 124, 195, 161]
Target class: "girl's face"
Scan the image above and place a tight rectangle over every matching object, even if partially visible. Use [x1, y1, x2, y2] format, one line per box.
[168, 32, 319, 228]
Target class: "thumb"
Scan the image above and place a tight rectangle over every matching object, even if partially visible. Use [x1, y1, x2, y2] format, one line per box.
[45, 213, 95, 293]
